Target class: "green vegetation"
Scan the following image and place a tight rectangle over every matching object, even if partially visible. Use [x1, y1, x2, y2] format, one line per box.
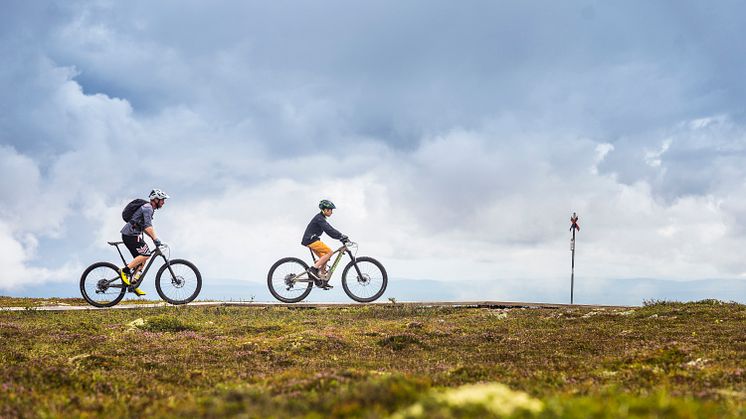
[0, 296, 88, 307]
[0, 296, 164, 308]
[0, 300, 744, 417]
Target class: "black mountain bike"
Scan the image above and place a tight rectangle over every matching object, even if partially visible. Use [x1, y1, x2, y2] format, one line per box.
[267, 242, 387, 303]
[80, 241, 202, 307]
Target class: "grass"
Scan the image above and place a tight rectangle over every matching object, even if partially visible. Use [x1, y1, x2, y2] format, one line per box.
[0, 300, 744, 417]
[0, 296, 89, 307]
[0, 296, 168, 308]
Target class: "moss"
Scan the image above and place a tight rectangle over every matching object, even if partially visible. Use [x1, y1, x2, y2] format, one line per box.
[135, 314, 198, 332]
[0, 300, 743, 417]
[377, 334, 426, 351]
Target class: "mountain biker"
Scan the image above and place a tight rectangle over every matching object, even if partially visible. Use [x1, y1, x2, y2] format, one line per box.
[118, 189, 169, 296]
[301, 199, 349, 289]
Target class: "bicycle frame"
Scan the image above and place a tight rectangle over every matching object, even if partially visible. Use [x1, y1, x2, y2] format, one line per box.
[299, 243, 366, 283]
[106, 243, 173, 289]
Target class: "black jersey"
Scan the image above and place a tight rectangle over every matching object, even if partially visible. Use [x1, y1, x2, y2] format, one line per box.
[301, 212, 345, 245]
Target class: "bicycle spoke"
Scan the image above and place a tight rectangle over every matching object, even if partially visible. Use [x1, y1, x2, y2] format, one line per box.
[268, 258, 313, 303]
[342, 258, 387, 302]
[80, 263, 126, 307]
[158, 261, 199, 303]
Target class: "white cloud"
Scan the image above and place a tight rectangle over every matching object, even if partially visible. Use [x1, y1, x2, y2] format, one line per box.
[0, 221, 77, 289]
[4, 67, 746, 291]
[644, 138, 672, 168]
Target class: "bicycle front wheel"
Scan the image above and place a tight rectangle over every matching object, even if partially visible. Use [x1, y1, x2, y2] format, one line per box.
[341, 256, 388, 303]
[267, 257, 313, 303]
[155, 259, 202, 305]
[80, 262, 127, 308]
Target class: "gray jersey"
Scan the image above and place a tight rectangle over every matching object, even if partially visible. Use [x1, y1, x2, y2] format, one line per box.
[120, 203, 154, 236]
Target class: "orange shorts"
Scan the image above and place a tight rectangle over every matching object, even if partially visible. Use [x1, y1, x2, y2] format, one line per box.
[308, 240, 332, 257]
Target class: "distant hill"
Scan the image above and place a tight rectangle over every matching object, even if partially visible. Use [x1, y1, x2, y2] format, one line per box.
[4, 277, 745, 305]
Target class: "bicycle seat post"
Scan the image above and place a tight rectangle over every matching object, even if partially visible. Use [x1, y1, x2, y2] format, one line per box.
[114, 244, 128, 266]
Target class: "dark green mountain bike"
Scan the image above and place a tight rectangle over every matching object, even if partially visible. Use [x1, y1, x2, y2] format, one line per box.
[80, 241, 202, 307]
[267, 242, 387, 303]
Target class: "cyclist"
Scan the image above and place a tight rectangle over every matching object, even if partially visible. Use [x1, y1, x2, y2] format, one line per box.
[301, 199, 349, 289]
[118, 189, 169, 296]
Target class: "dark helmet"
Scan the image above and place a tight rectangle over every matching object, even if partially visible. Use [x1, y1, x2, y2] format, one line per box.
[319, 199, 336, 210]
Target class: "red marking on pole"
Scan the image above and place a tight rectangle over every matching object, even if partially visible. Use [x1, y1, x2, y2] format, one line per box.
[570, 213, 580, 231]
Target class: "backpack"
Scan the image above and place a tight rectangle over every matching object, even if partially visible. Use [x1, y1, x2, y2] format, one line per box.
[122, 199, 148, 224]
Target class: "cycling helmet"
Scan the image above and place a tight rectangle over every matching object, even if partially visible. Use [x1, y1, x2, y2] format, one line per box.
[319, 199, 336, 210]
[149, 189, 170, 200]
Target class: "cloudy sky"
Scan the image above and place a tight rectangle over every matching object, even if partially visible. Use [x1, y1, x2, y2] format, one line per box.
[2, 1, 745, 304]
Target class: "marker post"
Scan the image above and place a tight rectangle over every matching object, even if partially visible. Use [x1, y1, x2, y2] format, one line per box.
[570, 213, 580, 304]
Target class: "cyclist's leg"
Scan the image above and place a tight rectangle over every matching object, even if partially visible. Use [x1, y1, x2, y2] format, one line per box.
[127, 255, 149, 271]
[132, 263, 145, 276]
[121, 235, 151, 295]
[308, 241, 332, 272]
[123, 235, 151, 270]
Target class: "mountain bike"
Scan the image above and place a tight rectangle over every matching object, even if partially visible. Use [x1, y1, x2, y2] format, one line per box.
[267, 242, 387, 303]
[80, 241, 202, 307]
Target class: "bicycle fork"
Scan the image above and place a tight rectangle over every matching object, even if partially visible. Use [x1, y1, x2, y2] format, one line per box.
[347, 250, 366, 280]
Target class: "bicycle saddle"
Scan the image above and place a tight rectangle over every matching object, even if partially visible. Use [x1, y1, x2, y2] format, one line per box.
[107, 241, 124, 246]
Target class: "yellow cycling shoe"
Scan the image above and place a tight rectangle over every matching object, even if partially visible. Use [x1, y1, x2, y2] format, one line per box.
[132, 287, 147, 296]
[119, 269, 132, 286]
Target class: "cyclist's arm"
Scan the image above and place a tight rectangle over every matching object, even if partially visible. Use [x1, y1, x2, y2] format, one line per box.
[141, 206, 159, 244]
[320, 219, 344, 241]
[144, 226, 159, 243]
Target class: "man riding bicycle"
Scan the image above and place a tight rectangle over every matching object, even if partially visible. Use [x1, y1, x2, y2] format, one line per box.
[119, 189, 169, 296]
[301, 199, 350, 289]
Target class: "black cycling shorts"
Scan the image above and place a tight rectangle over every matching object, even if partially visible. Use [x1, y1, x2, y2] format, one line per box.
[122, 234, 151, 258]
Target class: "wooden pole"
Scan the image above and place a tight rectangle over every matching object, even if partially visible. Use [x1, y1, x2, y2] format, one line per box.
[569, 212, 579, 305]
[571, 227, 575, 304]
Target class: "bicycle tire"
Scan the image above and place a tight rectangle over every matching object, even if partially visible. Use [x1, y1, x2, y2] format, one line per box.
[80, 261, 127, 308]
[267, 257, 313, 303]
[155, 259, 202, 305]
[341, 256, 388, 303]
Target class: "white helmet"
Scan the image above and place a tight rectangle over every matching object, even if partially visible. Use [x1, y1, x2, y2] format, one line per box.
[149, 189, 170, 200]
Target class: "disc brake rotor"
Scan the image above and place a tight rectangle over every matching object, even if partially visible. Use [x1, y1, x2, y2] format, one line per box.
[357, 273, 371, 285]
[171, 275, 185, 288]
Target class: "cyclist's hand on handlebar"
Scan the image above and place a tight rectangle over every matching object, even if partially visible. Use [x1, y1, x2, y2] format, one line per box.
[154, 239, 164, 248]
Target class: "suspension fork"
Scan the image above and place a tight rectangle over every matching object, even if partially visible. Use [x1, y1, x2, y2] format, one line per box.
[348, 250, 365, 278]
[162, 253, 178, 279]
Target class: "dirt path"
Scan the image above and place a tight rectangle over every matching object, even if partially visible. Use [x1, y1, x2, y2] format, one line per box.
[0, 300, 633, 311]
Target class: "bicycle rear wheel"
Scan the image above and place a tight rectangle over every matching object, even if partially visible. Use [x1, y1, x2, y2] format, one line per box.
[341, 256, 388, 303]
[155, 259, 202, 305]
[267, 257, 313, 303]
[80, 262, 127, 307]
